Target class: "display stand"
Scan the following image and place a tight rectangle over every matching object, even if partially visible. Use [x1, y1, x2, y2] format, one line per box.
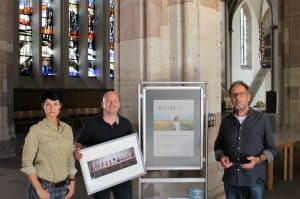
[138, 82, 208, 199]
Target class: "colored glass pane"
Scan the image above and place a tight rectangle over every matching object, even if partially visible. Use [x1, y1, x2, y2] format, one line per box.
[69, 0, 80, 77]
[41, 0, 54, 76]
[19, 0, 33, 76]
[88, 0, 97, 77]
[109, 0, 115, 79]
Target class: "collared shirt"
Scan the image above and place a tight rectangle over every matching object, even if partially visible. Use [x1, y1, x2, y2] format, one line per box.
[21, 118, 77, 182]
[77, 115, 133, 147]
[214, 109, 277, 186]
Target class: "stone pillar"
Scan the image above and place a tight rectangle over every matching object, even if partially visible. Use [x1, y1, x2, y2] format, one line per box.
[281, 0, 300, 132]
[0, 0, 16, 158]
[117, 0, 222, 198]
[198, 2, 224, 198]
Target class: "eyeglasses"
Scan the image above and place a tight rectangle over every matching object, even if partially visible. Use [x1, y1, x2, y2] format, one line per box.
[230, 92, 248, 98]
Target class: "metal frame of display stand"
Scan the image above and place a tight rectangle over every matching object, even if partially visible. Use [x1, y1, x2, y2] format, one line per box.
[138, 82, 208, 199]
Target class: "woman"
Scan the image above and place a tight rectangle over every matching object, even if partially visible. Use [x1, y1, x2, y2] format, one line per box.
[171, 116, 181, 131]
[21, 90, 77, 199]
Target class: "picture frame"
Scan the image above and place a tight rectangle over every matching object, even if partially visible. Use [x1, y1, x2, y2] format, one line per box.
[79, 133, 146, 195]
[141, 85, 206, 170]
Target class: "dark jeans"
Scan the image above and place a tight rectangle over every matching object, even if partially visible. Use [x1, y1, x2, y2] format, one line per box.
[93, 181, 132, 199]
[26, 183, 68, 199]
[224, 180, 265, 199]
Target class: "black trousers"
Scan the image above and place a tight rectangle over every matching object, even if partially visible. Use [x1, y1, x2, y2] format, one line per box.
[93, 181, 132, 199]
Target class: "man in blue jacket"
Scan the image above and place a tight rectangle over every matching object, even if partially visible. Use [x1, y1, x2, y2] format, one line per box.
[214, 81, 277, 199]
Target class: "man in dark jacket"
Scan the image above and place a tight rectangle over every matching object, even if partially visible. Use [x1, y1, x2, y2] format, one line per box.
[214, 81, 277, 199]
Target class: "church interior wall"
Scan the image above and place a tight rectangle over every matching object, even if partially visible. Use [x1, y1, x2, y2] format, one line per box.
[3, 0, 300, 198]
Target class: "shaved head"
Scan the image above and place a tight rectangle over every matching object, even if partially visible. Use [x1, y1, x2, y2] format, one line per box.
[102, 91, 120, 115]
[102, 91, 120, 103]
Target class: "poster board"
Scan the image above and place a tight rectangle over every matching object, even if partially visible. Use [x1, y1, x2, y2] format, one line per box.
[142, 85, 205, 170]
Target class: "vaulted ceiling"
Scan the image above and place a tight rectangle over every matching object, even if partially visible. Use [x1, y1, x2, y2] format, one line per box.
[225, 0, 272, 29]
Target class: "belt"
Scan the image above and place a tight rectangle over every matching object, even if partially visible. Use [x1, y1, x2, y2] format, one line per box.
[38, 177, 68, 188]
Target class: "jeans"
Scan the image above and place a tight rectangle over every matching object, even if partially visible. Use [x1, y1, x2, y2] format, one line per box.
[224, 180, 265, 199]
[93, 181, 132, 199]
[26, 183, 68, 199]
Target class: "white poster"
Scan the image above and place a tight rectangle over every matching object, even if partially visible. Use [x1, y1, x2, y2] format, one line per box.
[153, 100, 194, 157]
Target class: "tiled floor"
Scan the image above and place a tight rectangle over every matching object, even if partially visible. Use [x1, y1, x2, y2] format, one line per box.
[0, 156, 91, 199]
[1, 144, 300, 199]
[265, 144, 300, 199]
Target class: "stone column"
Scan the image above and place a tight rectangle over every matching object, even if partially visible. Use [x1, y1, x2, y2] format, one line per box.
[281, 0, 300, 132]
[0, 0, 16, 158]
[117, 0, 222, 198]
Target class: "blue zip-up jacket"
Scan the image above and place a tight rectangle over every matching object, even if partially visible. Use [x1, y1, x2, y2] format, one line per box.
[214, 109, 277, 186]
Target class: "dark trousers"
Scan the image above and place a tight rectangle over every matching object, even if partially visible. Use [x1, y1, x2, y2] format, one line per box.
[224, 179, 265, 199]
[93, 181, 132, 199]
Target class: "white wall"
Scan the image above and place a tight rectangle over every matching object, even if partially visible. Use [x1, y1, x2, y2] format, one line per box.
[232, 1, 260, 86]
[231, 0, 271, 105]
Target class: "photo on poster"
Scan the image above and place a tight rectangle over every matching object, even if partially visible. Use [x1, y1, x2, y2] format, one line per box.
[153, 100, 195, 157]
[153, 99, 194, 131]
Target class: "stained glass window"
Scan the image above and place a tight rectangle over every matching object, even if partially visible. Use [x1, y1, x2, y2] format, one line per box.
[240, 7, 247, 66]
[240, 4, 251, 69]
[88, 0, 97, 77]
[19, 0, 33, 76]
[18, 0, 113, 83]
[69, 0, 80, 77]
[109, 0, 115, 79]
[41, 0, 54, 76]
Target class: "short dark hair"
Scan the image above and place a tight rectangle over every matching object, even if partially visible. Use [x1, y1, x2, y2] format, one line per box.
[40, 90, 63, 104]
[229, 81, 250, 95]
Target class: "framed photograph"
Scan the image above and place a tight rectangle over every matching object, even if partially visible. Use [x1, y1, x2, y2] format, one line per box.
[141, 84, 206, 170]
[79, 133, 146, 195]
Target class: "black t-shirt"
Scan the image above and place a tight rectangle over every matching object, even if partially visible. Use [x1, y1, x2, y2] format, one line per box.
[77, 115, 133, 147]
